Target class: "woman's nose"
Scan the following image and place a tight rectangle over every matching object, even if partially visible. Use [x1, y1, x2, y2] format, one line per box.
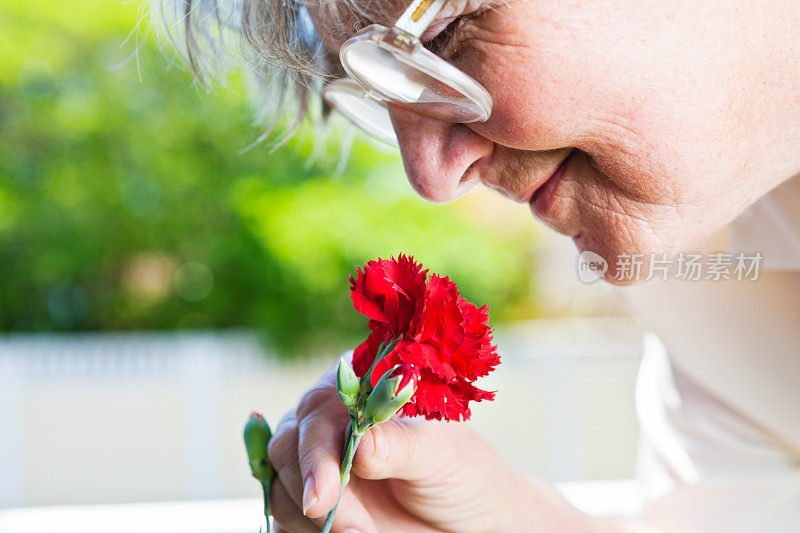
[387, 104, 494, 203]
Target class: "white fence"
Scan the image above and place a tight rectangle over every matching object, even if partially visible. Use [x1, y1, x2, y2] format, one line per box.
[0, 318, 644, 509]
[0, 480, 647, 533]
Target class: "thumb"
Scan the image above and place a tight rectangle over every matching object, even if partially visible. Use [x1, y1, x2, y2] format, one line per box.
[351, 416, 471, 482]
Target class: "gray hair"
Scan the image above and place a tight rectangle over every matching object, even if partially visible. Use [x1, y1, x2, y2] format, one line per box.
[147, 0, 388, 140]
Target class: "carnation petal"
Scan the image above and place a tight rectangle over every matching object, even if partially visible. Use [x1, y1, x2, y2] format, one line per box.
[349, 255, 427, 337]
[396, 341, 457, 382]
[350, 255, 500, 422]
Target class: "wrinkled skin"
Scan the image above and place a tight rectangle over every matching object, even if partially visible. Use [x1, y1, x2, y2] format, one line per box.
[312, 0, 800, 281]
[268, 1, 800, 531]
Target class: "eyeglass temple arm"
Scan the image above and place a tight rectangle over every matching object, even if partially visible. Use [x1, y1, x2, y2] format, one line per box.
[395, 0, 449, 38]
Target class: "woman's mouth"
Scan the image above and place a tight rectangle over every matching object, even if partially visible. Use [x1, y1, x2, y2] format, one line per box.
[530, 150, 573, 217]
[477, 148, 574, 204]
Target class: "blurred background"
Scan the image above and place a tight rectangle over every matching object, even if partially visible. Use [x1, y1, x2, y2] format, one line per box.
[0, 0, 642, 530]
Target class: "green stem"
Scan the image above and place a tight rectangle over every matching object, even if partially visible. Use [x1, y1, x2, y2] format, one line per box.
[322, 338, 395, 533]
[341, 431, 363, 485]
[320, 424, 365, 533]
[262, 482, 271, 533]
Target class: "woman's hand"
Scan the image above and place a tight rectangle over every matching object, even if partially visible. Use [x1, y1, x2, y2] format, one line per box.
[266, 361, 588, 533]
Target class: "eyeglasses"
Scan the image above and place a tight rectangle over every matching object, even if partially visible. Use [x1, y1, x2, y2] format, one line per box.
[321, 0, 493, 146]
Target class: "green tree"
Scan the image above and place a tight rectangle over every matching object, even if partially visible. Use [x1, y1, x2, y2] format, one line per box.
[0, 0, 541, 355]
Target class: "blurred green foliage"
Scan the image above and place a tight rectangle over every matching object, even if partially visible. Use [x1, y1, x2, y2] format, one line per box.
[0, 0, 541, 354]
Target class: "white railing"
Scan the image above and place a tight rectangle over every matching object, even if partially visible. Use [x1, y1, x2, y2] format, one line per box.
[0, 318, 644, 510]
[0, 481, 644, 533]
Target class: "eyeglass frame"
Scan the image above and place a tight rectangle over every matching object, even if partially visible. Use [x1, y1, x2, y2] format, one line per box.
[321, 0, 494, 146]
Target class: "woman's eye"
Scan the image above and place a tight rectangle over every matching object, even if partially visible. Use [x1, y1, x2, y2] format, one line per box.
[424, 17, 463, 56]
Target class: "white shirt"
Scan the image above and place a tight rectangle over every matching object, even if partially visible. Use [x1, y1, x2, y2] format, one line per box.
[618, 175, 800, 532]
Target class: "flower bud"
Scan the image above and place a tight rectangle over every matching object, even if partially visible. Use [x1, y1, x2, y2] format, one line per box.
[362, 363, 418, 424]
[337, 357, 361, 408]
[244, 411, 274, 484]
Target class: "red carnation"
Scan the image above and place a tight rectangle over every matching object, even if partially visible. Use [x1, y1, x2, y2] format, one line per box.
[320, 256, 502, 532]
[350, 256, 500, 421]
[348, 254, 427, 338]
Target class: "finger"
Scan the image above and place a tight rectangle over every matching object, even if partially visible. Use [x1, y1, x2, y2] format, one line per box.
[295, 369, 351, 518]
[304, 483, 379, 533]
[269, 477, 319, 533]
[269, 410, 299, 466]
[352, 416, 472, 482]
[268, 413, 304, 508]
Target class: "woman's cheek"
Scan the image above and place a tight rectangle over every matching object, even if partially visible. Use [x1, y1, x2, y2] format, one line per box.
[463, 51, 579, 150]
[457, 23, 601, 152]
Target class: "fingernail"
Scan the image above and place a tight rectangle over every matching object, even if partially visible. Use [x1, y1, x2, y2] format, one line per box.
[343, 529, 362, 533]
[302, 476, 318, 516]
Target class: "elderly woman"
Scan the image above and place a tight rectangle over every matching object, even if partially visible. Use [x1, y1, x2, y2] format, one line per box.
[158, 0, 800, 530]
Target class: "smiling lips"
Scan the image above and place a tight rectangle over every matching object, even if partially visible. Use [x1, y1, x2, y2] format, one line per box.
[475, 148, 574, 206]
[530, 150, 573, 215]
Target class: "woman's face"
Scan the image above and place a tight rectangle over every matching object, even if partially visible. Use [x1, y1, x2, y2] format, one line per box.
[313, 0, 800, 281]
